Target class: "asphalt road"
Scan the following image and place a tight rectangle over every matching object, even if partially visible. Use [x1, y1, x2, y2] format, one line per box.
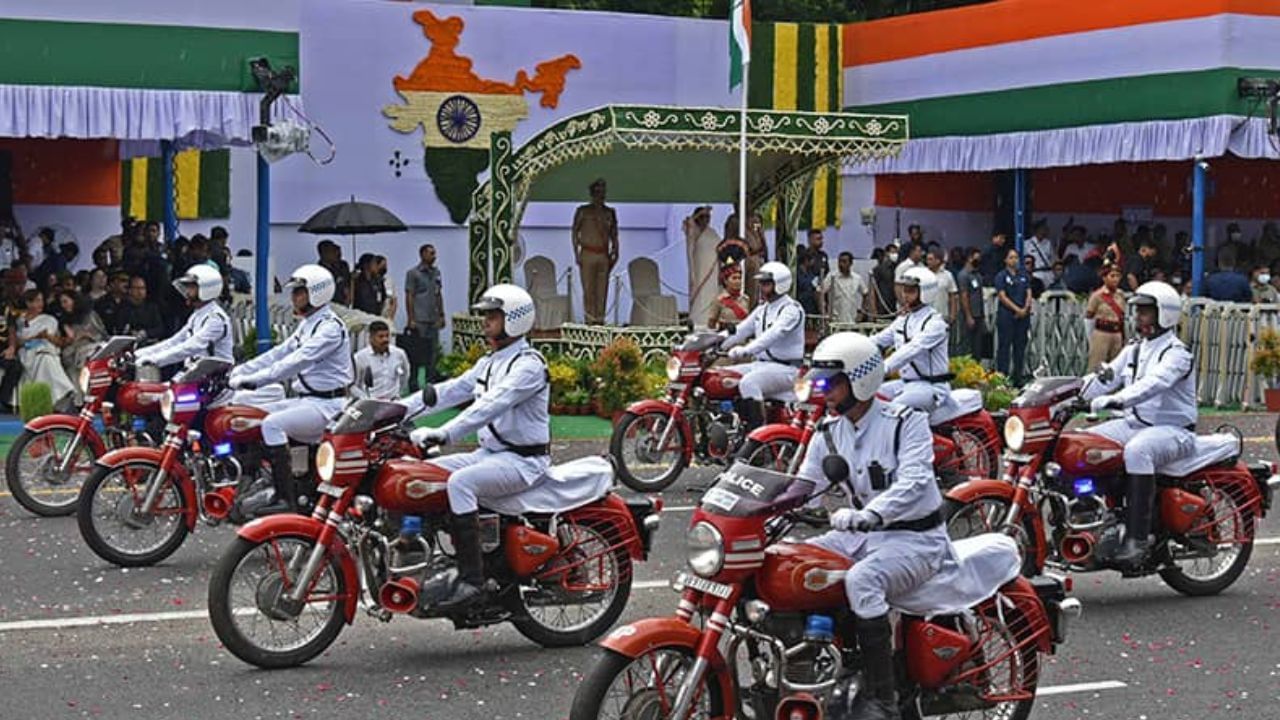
[1, 413, 1278, 720]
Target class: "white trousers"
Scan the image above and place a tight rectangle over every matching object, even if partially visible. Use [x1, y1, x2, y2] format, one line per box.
[727, 361, 799, 402]
[1085, 418, 1196, 475]
[257, 396, 346, 446]
[879, 379, 949, 413]
[433, 447, 550, 514]
[808, 529, 950, 618]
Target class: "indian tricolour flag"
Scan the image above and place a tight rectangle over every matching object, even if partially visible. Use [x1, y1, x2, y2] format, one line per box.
[729, 0, 751, 90]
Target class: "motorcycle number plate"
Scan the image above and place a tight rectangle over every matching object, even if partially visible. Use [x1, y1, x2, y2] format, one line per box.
[315, 482, 344, 498]
[677, 572, 732, 599]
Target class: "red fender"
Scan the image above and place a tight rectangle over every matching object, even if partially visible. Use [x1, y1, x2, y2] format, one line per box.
[745, 422, 805, 446]
[599, 617, 736, 716]
[1002, 576, 1054, 654]
[620, 399, 694, 462]
[945, 478, 1048, 573]
[236, 514, 361, 624]
[23, 414, 107, 457]
[96, 446, 198, 531]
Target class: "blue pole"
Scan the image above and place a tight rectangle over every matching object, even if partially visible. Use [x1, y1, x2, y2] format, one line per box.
[160, 140, 177, 243]
[1191, 158, 1207, 297]
[1013, 168, 1026, 257]
[255, 154, 272, 353]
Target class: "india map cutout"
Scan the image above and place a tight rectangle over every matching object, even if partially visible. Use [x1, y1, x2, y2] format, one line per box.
[383, 9, 581, 224]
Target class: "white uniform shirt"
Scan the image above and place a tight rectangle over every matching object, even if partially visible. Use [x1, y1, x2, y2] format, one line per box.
[874, 304, 950, 380]
[352, 345, 410, 400]
[135, 301, 234, 368]
[1082, 330, 1196, 428]
[1024, 236, 1055, 286]
[402, 338, 550, 449]
[930, 269, 957, 320]
[724, 294, 806, 363]
[235, 304, 353, 394]
[820, 271, 867, 324]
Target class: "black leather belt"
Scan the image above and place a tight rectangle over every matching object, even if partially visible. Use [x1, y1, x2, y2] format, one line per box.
[884, 510, 943, 532]
[503, 443, 551, 458]
[765, 353, 804, 367]
[299, 388, 347, 399]
[904, 373, 954, 384]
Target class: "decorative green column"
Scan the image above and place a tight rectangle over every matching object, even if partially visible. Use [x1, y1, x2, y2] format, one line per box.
[488, 131, 515, 285]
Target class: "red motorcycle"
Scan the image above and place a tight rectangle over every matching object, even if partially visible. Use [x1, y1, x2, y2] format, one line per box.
[734, 378, 827, 475]
[75, 359, 317, 567]
[5, 336, 164, 516]
[208, 397, 663, 669]
[571, 460, 1076, 720]
[611, 331, 801, 492]
[945, 376, 1277, 595]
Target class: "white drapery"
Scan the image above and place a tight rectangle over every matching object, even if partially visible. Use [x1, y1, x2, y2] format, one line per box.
[850, 115, 1280, 175]
[0, 83, 304, 150]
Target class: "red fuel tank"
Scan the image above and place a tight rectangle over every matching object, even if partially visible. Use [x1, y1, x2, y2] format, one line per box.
[701, 368, 743, 401]
[116, 381, 168, 417]
[204, 405, 268, 445]
[1053, 432, 1125, 477]
[755, 542, 852, 613]
[374, 460, 451, 515]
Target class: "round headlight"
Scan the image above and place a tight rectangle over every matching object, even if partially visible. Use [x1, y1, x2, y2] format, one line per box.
[159, 389, 175, 421]
[686, 521, 724, 578]
[78, 367, 91, 394]
[1003, 415, 1025, 452]
[316, 441, 336, 482]
[794, 377, 813, 403]
[665, 356, 681, 381]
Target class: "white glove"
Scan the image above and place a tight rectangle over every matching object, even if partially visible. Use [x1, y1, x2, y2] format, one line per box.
[1090, 395, 1121, 414]
[228, 375, 251, 390]
[831, 508, 879, 532]
[727, 346, 754, 361]
[410, 426, 449, 448]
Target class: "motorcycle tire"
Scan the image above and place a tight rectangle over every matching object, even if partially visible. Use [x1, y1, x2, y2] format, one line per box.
[5, 427, 96, 517]
[942, 497, 1042, 577]
[208, 535, 349, 669]
[510, 519, 634, 648]
[737, 437, 802, 474]
[569, 646, 727, 720]
[77, 459, 190, 568]
[1159, 502, 1256, 597]
[609, 410, 689, 493]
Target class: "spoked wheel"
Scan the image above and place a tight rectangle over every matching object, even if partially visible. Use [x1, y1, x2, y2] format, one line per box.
[512, 520, 633, 647]
[208, 535, 349, 669]
[5, 427, 98, 516]
[737, 437, 802, 473]
[951, 427, 996, 479]
[943, 498, 1039, 576]
[570, 647, 725, 720]
[1159, 488, 1255, 596]
[76, 460, 189, 567]
[610, 411, 688, 492]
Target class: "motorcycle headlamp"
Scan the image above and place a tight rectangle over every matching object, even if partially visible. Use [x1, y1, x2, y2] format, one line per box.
[160, 389, 175, 422]
[794, 377, 813, 403]
[666, 356, 681, 382]
[316, 441, 336, 482]
[686, 521, 724, 578]
[1003, 415, 1025, 452]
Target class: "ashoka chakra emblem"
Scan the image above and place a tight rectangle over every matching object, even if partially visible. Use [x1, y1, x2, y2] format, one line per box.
[437, 95, 482, 143]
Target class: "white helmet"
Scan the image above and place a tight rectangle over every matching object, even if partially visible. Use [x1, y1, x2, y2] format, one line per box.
[472, 283, 536, 337]
[755, 261, 793, 294]
[898, 266, 939, 307]
[1129, 280, 1181, 333]
[283, 264, 336, 308]
[172, 263, 223, 303]
[804, 332, 884, 408]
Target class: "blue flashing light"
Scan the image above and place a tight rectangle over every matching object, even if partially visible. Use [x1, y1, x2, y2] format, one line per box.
[1073, 478, 1096, 496]
[213, 442, 233, 457]
[177, 392, 199, 403]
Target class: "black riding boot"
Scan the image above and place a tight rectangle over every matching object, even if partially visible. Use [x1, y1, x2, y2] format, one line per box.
[438, 511, 485, 610]
[848, 615, 901, 720]
[738, 398, 766, 435]
[255, 445, 296, 516]
[1114, 473, 1156, 567]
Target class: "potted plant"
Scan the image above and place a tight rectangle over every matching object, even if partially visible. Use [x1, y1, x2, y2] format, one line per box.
[563, 387, 592, 415]
[1251, 327, 1280, 411]
[548, 357, 580, 415]
[590, 337, 646, 421]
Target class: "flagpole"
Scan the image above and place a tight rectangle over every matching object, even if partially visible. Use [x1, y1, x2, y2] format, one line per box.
[737, 58, 749, 241]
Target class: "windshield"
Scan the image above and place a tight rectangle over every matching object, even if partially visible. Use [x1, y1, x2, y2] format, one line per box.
[698, 462, 815, 517]
[172, 358, 234, 384]
[88, 336, 138, 361]
[1011, 376, 1084, 408]
[678, 332, 723, 353]
[332, 399, 408, 434]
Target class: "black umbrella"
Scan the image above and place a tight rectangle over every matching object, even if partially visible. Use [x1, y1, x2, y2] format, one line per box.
[298, 197, 407, 235]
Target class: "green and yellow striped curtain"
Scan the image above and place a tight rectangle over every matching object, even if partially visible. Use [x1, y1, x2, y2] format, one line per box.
[120, 148, 230, 221]
[748, 22, 843, 231]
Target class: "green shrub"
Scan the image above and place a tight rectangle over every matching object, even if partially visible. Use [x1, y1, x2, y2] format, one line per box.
[591, 338, 647, 413]
[18, 382, 53, 421]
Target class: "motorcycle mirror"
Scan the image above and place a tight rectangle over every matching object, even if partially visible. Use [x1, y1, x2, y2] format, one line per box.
[822, 455, 850, 484]
[363, 366, 374, 388]
[421, 384, 437, 408]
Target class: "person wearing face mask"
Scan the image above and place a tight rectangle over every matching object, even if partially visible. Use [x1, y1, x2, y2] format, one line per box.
[872, 243, 899, 316]
[1220, 222, 1248, 269]
[1251, 265, 1278, 304]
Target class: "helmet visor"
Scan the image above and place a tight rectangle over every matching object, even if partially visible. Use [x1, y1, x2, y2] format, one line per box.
[471, 295, 503, 313]
[1127, 294, 1157, 308]
[282, 276, 307, 292]
[802, 359, 846, 391]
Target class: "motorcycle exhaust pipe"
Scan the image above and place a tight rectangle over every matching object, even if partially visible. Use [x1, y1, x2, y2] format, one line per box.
[1060, 532, 1096, 565]
[775, 693, 824, 720]
[379, 577, 420, 614]
[202, 487, 237, 520]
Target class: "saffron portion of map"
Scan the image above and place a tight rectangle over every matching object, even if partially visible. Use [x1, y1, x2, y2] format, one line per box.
[383, 9, 581, 223]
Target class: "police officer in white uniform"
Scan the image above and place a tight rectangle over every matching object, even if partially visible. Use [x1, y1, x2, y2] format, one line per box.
[405, 284, 550, 609]
[1081, 280, 1195, 567]
[229, 264, 353, 514]
[799, 332, 952, 720]
[873, 266, 951, 413]
[134, 264, 234, 368]
[721, 261, 806, 434]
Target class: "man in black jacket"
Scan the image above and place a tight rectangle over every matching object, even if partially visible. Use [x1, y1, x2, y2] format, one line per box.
[121, 275, 165, 342]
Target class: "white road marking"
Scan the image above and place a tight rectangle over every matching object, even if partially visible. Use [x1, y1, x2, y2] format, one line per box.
[633, 580, 669, 590]
[1037, 680, 1128, 696]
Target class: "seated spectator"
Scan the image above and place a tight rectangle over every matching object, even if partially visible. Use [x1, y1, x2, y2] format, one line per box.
[56, 291, 107, 378]
[1251, 264, 1278, 304]
[1205, 246, 1252, 303]
[14, 289, 76, 409]
[1024, 255, 1046, 298]
[120, 275, 165, 342]
[95, 272, 130, 334]
[86, 269, 109, 301]
[1046, 261, 1067, 291]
